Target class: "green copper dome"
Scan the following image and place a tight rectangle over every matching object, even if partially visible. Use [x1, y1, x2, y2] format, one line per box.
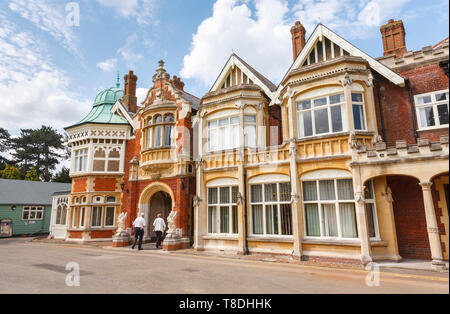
[93, 87, 124, 107]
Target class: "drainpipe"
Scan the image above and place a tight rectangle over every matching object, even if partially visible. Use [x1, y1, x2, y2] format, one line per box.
[405, 78, 418, 143]
[375, 82, 386, 142]
[243, 170, 249, 255]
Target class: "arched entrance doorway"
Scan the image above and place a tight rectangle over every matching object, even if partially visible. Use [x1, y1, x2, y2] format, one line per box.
[148, 191, 171, 241]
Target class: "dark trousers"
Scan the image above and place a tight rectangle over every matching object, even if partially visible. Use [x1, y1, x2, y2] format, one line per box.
[155, 231, 163, 248]
[132, 227, 144, 249]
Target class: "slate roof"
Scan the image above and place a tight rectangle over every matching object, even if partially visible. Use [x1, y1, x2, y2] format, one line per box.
[0, 179, 71, 205]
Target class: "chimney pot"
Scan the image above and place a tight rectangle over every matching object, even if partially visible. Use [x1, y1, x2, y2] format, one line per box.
[123, 70, 138, 114]
[380, 19, 407, 58]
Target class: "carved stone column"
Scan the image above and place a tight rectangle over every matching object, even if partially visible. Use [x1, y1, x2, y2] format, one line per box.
[237, 101, 247, 254]
[193, 159, 206, 251]
[419, 182, 447, 270]
[289, 141, 303, 259]
[286, 87, 297, 140]
[341, 72, 355, 131]
[364, 72, 379, 135]
[256, 103, 265, 149]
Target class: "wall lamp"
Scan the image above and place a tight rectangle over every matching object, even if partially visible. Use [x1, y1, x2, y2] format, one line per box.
[120, 182, 129, 194]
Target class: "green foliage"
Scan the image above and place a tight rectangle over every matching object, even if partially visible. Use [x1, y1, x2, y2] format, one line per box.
[24, 167, 40, 181]
[1, 164, 21, 180]
[52, 166, 71, 183]
[0, 128, 11, 167]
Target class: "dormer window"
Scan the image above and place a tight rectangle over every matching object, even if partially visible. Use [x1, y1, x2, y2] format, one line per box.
[146, 113, 175, 149]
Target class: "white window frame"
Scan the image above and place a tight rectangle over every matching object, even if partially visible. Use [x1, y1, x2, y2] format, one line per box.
[297, 92, 348, 138]
[78, 207, 85, 228]
[415, 89, 449, 131]
[22, 206, 44, 221]
[104, 206, 116, 227]
[249, 182, 293, 237]
[207, 186, 238, 235]
[302, 177, 359, 240]
[55, 203, 68, 225]
[352, 92, 367, 131]
[364, 180, 380, 241]
[73, 148, 88, 173]
[91, 206, 103, 228]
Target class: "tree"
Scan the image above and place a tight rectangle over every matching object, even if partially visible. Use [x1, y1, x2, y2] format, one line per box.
[52, 166, 71, 183]
[0, 128, 11, 168]
[11, 125, 64, 182]
[1, 164, 21, 180]
[24, 167, 40, 181]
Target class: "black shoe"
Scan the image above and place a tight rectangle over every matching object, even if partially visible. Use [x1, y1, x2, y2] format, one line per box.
[138, 248, 144, 250]
[131, 246, 135, 249]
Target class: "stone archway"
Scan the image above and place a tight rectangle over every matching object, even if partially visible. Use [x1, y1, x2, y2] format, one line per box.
[138, 182, 175, 242]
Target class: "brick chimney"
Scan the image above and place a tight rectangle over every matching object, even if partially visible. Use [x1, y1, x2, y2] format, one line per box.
[171, 75, 185, 91]
[123, 70, 138, 114]
[380, 19, 407, 58]
[291, 21, 306, 61]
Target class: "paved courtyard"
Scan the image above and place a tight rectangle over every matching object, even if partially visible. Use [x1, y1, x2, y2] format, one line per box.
[0, 238, 448, 294]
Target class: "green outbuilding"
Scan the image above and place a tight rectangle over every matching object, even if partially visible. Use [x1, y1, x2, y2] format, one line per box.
[0, 179, 71, 237]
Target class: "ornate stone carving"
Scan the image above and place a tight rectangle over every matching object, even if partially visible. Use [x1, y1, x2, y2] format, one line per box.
[193, 195, 202, 207]
[167, 210, 178, 235]
[340, 72, 353, 87]
[152, 60, 170, 82]
[236, 101, 246, 111]
[382, 186, 394, 203]
[355, 185, 366, 204]
[236, 192, 244, 205]
[291, 194, 299, 204]
[289, 141, 297, 157]
[116, 212, 127, 234]
[366, 72, 374, 87]
[349, 132, 360, 149]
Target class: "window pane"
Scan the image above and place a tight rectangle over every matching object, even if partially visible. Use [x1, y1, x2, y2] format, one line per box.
[220, 187, 230, 204]
[331, 105, 343, 132]
[208, 188, 218, 204]
[56, 207, 62, 225]
[302, 181, 317, 201]
[322, 204, 338, 237]
[208, 121, 217, 128]
[251, 185, 262, 203]
[264, 184, 277, 202]
[298, 111, 313, 137]
[340, 203, 358, 238]
[164, 125, 172, 146]
[280, 204, 292, 235]
[366, 203, 376, 238]
[364, 180, 374, 199]
[164, 114, 174, 122]
[419, 107, 435, 127]
[36, 210, 42, 219]
[208, 207, 217, 233]
[337, 179, 354, 200]
[351, 93, 363, 102]
[314, 108, 329, 134]
[305, 204, 320, 236]
[61, 205, 67, 225]
[107, 160, 120, 172]
[265, 205, 279, 235]
[209, 128, 218, 151]
[105, 207, 115, 226]
[244, 125, 256, 147]
[244, 115, 256, 123]
[219, 118, 229, 127]
[230, 116, 239, 124]
[297, 100, 311, 111]
[220, 206, 229, 233]
[154, 115, 162, 123]
[314, 97, 327, 107]
[417, 95, 432, 105]
[252, 205, 264, 234]
[436, 93, 448, 101]
[93, 160, 106, 172]
[232, 206, 238, 234]
[279, 183, 291, 202]
[319, 180, 335, 200]
[155, 126, 162, 147]
[232, 187, 238, 204]
[437, 104, 449, 125]
[353, 104, 366, 130]
[330, 94, 344, 104]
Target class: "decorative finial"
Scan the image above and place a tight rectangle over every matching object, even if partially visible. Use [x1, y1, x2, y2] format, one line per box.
[318, 17, 321, 24]
[116, 71, 120, 88]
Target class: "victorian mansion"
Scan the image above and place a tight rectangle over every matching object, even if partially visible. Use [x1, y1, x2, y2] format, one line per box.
[60, 19, 449, 269]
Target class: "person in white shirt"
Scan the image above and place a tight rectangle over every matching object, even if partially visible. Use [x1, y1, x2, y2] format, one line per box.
[132, 213, 146, 250]
[153, 213, 166, 249]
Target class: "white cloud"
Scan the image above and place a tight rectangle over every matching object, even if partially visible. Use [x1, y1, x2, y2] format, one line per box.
[96, 0, 158, 25]
[8, 0, 80, 56]
[181, 0, 413, 87]
[117, 34, 144, 68]
[0, 16, 89, 135]
[136, 88, 148, 106]
[96, 58, 118, 72]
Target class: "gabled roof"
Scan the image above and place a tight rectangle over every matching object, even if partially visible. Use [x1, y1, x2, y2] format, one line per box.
[0, 179, 71, 205]
[271, 24, 405, 105]
[209, 53, 277, 97]
[111, 99, 135, 126]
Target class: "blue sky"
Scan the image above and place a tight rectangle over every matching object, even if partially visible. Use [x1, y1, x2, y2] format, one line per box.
[0, 0, 448, 137]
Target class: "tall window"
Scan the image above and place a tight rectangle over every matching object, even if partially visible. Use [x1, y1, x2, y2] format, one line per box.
[364, 180, 379, 239]
[104, 207, 115, 227]
[74, 148, 88, 172]
[297, 93, 345, 138]
[352, 93, 367, 130]
[207, 114, 256, 152]
[207, 186, 238, 234]
[55, 204, 68, 225]
[250, 182, 292, 236]
[415, 90, 449, 130]
[146, 114, 175, 148]
[91, 207, 103, 227]
[303, 178, 358, 239]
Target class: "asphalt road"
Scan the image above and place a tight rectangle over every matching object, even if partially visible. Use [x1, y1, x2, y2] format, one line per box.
[0, 238, 448, 294]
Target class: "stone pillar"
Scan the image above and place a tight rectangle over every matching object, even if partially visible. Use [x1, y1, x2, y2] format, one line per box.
[286, 87, 297, 140]
[256, 103, 265, 149]
[237, 101, 247, 254]
[281, 104, 289, 143]
[341, 73, 355, 131]
[419, 182, 447, 270]
[352, 167, 373, 265]
[289, 142, 303, 259]
[193, 160, 206, 251]
[364, 73, 378, 135]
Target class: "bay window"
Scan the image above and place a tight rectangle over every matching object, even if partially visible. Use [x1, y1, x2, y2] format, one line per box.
[297, 93, 345, 138]
[74, 148, 88, 173]
[415, 90, 449, 130]
[104, 207, 115, 227]
[91, 206, 102, 227]
[146, 114, 175, 149]
[250, 182, 292, 236]
[207, 186, 239, 234]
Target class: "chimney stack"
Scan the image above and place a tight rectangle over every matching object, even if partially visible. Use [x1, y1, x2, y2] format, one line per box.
[291, 21, 306, 61]
[123, 70, 138, 114]
[171, 75, 185, 91]
[380, 19, 407, 58]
